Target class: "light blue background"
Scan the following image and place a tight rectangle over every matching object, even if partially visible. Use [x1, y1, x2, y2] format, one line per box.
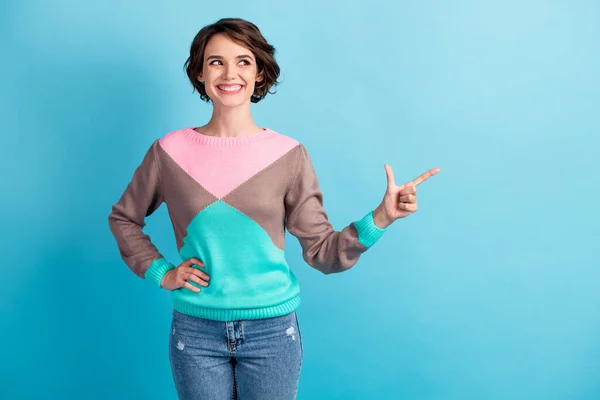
[1, 1, 598, 399]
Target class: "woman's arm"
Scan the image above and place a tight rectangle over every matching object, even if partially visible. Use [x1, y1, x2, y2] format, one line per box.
[108, 140, 176, 286]
[284, 144, 388, 274]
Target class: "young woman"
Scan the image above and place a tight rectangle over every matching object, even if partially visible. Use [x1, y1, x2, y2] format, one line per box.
[108, 17, 439, 400]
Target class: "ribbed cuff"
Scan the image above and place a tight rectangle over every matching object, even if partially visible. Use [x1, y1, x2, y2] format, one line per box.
[354, 210, 388, 247]
[144, 257, 176, 288]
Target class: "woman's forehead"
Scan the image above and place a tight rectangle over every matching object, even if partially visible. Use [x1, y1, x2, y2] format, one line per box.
[205, 34, 253, 58]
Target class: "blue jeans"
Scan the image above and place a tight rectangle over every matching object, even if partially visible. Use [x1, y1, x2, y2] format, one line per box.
[169, 308, 304, 399]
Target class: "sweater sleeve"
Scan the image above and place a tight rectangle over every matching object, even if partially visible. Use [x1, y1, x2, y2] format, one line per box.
[284, 144, 387, 274]
[108, 140, 176, 287]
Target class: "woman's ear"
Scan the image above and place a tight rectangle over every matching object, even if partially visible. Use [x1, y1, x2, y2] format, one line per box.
[256, 71, 264, 83]
[197, 73, 203, 83]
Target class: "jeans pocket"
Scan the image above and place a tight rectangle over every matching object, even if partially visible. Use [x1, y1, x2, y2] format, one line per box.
[294, 312, 304, 358]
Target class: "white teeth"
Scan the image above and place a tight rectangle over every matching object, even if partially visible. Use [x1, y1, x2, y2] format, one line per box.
[218, 85, 242, 92]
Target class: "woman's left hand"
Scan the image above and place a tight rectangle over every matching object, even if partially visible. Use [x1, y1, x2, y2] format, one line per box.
[372, 165, 441, 228]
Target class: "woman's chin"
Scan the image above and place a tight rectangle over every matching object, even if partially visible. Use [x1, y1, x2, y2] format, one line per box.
[211, 96, 251, 109]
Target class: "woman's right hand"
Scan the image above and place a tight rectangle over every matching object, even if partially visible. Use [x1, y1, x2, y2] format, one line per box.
[160, 257, 211, 292]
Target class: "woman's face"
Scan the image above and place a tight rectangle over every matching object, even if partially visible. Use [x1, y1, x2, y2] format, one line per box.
[197, 33, 263, 108]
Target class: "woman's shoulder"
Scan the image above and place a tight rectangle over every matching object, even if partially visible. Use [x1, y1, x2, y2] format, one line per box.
[265, 128, 303, 148]
[147, 127, 199, 157]
[157, 126, 193, 145]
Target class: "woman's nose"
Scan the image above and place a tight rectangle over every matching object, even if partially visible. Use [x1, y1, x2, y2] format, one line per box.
[222, 65, 237, 80]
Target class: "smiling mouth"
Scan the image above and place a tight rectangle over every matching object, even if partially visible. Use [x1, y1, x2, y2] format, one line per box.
[217, 84, 243, 94]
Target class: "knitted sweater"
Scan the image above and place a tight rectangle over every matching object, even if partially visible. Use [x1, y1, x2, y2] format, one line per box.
[108, 127, 387, 321]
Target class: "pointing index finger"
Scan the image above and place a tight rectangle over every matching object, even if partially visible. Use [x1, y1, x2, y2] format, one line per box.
[411, 168, 441, 186]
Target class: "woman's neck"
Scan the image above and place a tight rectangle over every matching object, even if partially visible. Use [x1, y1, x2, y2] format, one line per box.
[197, 105, 262, 137]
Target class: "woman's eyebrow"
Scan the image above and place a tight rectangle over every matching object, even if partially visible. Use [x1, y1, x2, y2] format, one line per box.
[206, 54, 254, 61]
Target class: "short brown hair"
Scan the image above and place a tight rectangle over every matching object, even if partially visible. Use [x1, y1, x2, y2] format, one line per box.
[184, 18, 281, 103]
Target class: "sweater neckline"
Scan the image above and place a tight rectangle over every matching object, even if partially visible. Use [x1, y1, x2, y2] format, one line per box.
[184, 127, 276, 146]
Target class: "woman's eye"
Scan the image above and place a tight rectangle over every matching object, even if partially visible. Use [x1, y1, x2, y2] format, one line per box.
[208, 60, 251, 66]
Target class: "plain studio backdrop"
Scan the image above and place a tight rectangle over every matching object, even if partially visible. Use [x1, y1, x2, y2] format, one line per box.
[1, 1, 598, 399]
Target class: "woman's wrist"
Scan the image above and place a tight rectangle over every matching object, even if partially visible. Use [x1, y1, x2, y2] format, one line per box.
[372, 205, 393, 229]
